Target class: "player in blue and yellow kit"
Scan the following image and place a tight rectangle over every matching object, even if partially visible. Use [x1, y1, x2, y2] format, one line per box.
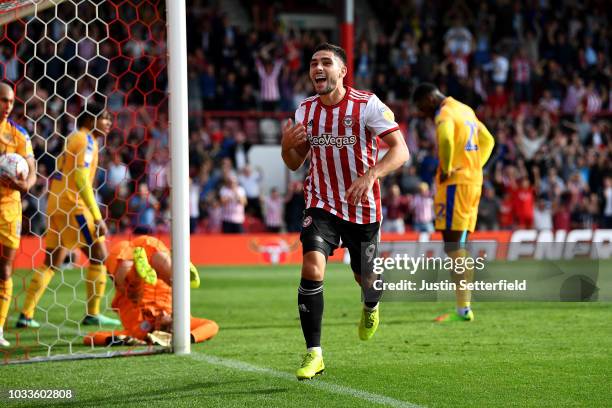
[0, 82, 37, 346]
[413, 83, 495, 322]
[17, 103, 120, 329]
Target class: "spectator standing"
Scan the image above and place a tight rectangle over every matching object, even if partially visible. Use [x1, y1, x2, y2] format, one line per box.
[512, 178, 535, 228]
[189, 178, 200, 234]
[488, 50, 509, 85]
[219, 175, 247, 234]
[106, 152, 131, 192]
[516, 114, 548, 161]
[238, 165, 262, 219]
[255, 53, 282, 111]
[129, 182, 160, 234]
[499, 193, 514, 230]
[382, 185, 410, 233]
[553, 193, 572, 231]
[263, 188, 283, 232]
[284, 181, 305, 233]
[603, 177, 612, 228]
[511, 48, 532, 103]
[477, 187, 500, 230]
[533, 196, 553, 230]
[411, 183, 434, 232]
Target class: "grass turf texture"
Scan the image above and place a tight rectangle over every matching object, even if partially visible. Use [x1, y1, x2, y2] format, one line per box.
[2, 263, 611, 407]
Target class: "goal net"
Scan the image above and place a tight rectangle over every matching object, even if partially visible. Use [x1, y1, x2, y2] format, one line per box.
[1, 0, 174, 363]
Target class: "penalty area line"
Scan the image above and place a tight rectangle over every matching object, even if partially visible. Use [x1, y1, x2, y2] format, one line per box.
[189, 353, 424, 408]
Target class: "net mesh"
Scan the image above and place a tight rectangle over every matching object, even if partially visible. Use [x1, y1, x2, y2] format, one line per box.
[0, 0, 170, 363]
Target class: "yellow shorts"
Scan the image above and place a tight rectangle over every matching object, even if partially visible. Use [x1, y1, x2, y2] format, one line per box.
[434, 184, 481, 233]
[0, 206, 21, 249]
[45, 210, 105, 250]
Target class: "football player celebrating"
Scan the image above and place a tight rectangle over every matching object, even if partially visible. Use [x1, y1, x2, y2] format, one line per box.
[281, 43, 409, 379]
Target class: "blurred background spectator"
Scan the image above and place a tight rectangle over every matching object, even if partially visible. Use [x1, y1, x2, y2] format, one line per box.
[411, 183, 434, 232]
[219, 175, 247, 234]
[382, 184, 410, 233]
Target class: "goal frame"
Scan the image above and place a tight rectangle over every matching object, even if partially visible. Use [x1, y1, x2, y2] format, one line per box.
[1, 0, 191, 362]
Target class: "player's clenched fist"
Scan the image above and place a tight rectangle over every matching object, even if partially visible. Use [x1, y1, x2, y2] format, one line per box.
[281, 119, 308, 152]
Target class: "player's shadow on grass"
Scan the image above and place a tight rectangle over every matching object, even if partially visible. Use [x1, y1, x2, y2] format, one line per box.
[221, 320, 363, 331]
[384, 317, 441, 324]
[221, 314, 431, 331]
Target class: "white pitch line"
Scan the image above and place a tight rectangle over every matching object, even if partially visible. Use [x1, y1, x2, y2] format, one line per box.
[190, 353, 424, 408]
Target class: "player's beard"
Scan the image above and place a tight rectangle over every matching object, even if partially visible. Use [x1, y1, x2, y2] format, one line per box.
[315, 76, 337, 95]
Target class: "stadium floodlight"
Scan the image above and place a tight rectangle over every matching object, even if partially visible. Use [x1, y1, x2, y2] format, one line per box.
[1, 0, 190, 363]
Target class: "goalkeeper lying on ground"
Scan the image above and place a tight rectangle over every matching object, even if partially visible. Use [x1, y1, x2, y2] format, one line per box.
[84, 235, 218, 347]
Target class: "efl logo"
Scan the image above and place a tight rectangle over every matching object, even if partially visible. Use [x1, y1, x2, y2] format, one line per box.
[308, 133, 356, 148]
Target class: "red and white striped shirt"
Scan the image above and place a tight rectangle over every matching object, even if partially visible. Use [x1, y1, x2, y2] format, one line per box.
[584, 91, 602, 115]
[296, 86, 400, 224]
[220, 186, 246, 224]
[256, 59, 282, 102]
[264, 195, 283, 228]
[512, 57, 531, 83]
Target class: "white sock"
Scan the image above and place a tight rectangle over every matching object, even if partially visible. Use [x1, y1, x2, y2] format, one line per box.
[307, 346, 322, 355]
[364, 303, 379, 312]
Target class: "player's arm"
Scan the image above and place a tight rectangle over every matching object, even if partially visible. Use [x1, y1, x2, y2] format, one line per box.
[24, 156, 36, 190]
[113, 260, 134, 292]
[70, 136, 106, 235]
[436, 119, 455, 177]
[74, 167, 102, 221]
[114, 258, 145, 303]
[369, 130, 409, 179]
[238, 187, 247, 206]
[346, 130, 409, 205]
[477, 120, 495, 166]
[367, 95, 410, 177]
[255, 58, 266, 78]
[347, 96, 409, 205]
[281, 117, 310, 171]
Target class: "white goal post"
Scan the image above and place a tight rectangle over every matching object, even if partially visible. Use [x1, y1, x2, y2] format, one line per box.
[166, 0, 190, 356]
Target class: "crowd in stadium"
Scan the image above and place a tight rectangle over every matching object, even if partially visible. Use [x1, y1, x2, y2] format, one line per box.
[182, 0, 611, 233]
[2, 0, 611, 235]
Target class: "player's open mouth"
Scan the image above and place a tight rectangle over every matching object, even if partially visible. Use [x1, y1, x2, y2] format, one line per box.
[315, 75, 326, 84]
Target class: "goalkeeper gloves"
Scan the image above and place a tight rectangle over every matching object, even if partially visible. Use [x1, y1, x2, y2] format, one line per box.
[190, 263, 200, 289]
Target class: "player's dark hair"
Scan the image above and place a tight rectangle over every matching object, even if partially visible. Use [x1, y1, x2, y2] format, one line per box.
[412, 82, 438, 103]
[77, 102, 106, 128]
[313, 43, 347, 65]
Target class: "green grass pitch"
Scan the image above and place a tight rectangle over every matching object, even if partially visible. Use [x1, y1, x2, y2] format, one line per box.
[2, 263, 611, 407]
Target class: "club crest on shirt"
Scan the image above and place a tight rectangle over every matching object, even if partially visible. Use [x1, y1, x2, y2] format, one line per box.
[343, 116, 353, 127]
